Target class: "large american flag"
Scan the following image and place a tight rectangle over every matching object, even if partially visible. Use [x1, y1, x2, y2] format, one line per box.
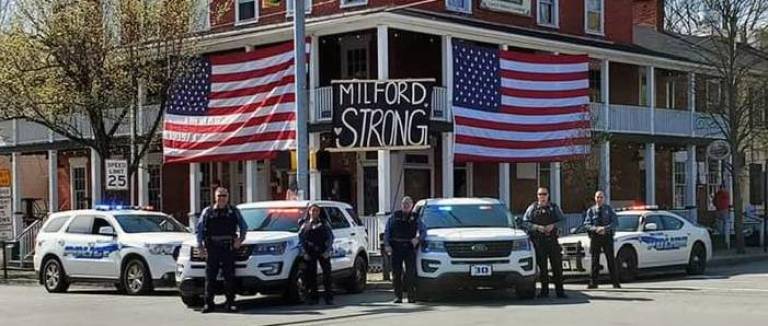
[163, 41, 303, 164]
[452, 42, 591, 162]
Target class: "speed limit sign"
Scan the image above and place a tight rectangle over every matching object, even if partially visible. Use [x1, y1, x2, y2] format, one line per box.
[105, 159, 129, 190]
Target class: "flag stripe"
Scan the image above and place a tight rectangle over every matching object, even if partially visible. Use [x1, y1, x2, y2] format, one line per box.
[456, 135, 591, 149]
[455, 116, 590, 132]
[165, 112, 295, 133]
[455, 143, 589, 159]
[455, 125, 588, 142]
[165, 151, 280, 164]
[163, 130, 297, 151]
[500, 70, 589, 82]
[498, 105, 588, 116]
[500, 87, 589, 99]
[499, 52, 591, 64]
[454, 106, 587, 124]
[454, 153, 589, 163]
[501, 78, 589, 91]
[209, 75, 295, 100]
[163, 120, 295, 142]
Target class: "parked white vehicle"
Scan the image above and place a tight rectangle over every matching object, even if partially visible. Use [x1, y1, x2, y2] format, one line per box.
[175, 200, 369, 307]
[558, 207, 712, 281]
[414, 198, 537, 300]
[33, 206, 192, 294]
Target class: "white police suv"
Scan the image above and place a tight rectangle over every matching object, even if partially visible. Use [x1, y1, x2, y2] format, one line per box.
[33, 206, 193, 295]
[558, 206, 712, 282]
[176, 201, 369, 307]
[414, 198, 537, 300]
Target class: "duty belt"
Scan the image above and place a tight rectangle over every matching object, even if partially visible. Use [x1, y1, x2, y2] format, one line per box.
[391, 237, 414, 242]
[207, 235, 235, 242]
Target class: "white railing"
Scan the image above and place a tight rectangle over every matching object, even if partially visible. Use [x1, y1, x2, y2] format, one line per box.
[655, 108, 692, 136]
[361, 214, 389, 255]
[17, 219, 44, 262]
[312, 87, 333, 123]
[609, 104, 652, 134]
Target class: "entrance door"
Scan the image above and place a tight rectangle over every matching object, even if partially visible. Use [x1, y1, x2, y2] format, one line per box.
[404, 169, 431, 203]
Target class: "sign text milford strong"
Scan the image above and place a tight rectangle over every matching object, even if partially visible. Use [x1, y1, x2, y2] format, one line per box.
[332, 80, 435, 150]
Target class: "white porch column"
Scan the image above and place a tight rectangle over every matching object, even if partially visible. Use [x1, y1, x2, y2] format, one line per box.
[648, 66, 656, 135]
[442, 133, 454, 198]
[599, 141, 611, 203]
[441, 35, 454, 198]
[228, 161, 240, 204]
[90, 149, 102, 206]
[260, 160, 271, 201]
[245, 161, 259, 202]
[309, 134, 322, 200]
[11, 152, 23, 237]
[499, 164, 510, 208]
[689, 73, 696, 136]
[685, 145, 697, 222]
[376, 24, 392, 213]
[550, 163, 562, 206]
[137, 157, 149, 207]
[645, 143, 656, 205]
[601, 59, 610, 131]
[726, 155, 734, 249]
[189, 163, 201, 230]
[48, 150, 58, 212]
[308, 34, 322, 201]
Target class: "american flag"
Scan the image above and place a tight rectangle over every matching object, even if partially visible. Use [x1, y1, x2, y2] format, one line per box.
[163, 41, 305, 164]
[452, 42, 591, 163]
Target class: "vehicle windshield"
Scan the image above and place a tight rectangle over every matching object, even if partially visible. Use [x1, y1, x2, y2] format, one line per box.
[420, 204, 513, 229]
[240, 208, 307, 232]
[114, 214, 188, 233]
[571, 214, 641, 234]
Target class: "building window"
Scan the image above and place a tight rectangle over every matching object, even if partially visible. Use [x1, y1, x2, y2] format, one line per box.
[236, 0, 257, 23]
[72, 167, 88, 209]
[585, 0, 604, 35]
[454, 165, 468, 197]
[362, 166, 378, 216]
[588, 68, 602, 102]
[639, 68, 649, 106]
[286, 0, 312, 16]
[148, 165, 162, 210]
[538, 163, 551, 188]
[706, 79, 722, 111]
[666, 78, 676, 109]
[340, 0, 368, 9]
[673, 159, 686, 209]
[446, 0, 472, 14]
[707, 159, 723, 211]
[537, 0, 558, 27]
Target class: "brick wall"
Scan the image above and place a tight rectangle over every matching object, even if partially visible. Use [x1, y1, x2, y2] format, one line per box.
[632, 0, 664, 31]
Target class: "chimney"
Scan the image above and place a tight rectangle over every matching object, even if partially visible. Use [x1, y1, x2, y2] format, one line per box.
[633, 0, 665, 31]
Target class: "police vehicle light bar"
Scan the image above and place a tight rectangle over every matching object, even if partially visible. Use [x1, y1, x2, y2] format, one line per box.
[616, 205, 660, 212]
[94, 204, 155, 211]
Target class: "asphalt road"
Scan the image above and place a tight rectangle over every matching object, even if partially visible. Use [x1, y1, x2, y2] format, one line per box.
[2, 261, 767, 326]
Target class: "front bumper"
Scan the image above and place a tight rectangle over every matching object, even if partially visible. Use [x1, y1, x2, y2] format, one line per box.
[417, 271, 536, 290]
[417, 249, 537, 289]
[178, 277, 288, 297]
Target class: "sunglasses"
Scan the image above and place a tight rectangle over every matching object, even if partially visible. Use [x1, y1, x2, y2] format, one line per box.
[217, 194, 229, 197]
[537, 193, 548, 196]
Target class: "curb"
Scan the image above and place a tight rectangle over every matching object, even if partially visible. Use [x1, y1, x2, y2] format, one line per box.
[0, 278, 38, 286]
[709, 253, 768, 268]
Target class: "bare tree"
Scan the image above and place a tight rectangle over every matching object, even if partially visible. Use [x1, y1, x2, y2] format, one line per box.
[666, 0, 768, 253]
[0, 0, 224, 202]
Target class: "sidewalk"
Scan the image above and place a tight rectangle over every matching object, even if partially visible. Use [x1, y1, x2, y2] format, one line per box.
[709, 247, 768, 267]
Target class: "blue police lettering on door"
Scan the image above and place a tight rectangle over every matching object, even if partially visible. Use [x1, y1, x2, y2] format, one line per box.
[64, 243, 120, 259]
[631, 235, 688, 251]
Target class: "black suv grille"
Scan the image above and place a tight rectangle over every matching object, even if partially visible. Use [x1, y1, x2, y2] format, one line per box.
[561, 242, 585, 257]
[445, 241, 514, 258]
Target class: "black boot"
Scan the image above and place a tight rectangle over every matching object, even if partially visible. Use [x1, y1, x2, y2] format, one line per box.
[201, 304, 214, 314]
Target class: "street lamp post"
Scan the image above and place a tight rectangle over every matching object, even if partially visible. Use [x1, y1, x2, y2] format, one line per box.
[293, 0, 309, 200]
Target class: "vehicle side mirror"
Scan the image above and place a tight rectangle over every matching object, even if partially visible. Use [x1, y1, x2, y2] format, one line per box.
[570, 227, 577, 234]
[98, 226, 116, 237]
[644, 223, 658, 231]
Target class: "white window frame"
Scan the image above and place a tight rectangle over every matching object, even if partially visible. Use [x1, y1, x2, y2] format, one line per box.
[672, 153, 687, 209]
[340, 0, 368, 9]
[584, 0, 605, 36]
[286, 0, 312, 17]
[666, 77, 676, 109]
[356, 153, 379, 217]
[446, 0, 472, 14]
[340, 34, 372, 79]
[69, 158, 88, 210]
[235, 0, 258, 25]
[537, 0, 559, 28]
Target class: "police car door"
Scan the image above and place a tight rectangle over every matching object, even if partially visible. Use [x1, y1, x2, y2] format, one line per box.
[660, 215, 689, 265]
[322, 206, 354, 272]
[60, 215, 95, 277]
[640, 214, 675, 266]
[88, 216, 121, 278]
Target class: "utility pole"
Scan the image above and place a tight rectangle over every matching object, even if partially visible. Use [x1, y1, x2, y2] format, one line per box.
[294, 0, 309, 200]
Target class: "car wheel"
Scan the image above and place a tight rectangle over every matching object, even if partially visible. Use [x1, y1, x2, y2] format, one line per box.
[617, 247, 638, 283]
[686, 243, 707, 275]
[515, 280, 536, 300]
[181, 295, 204, 307]
[284, 261, 307, 304]
[42, 258, 70, 293]
[114, 282, 126, 294]
[122, 258, 153, 295]
[344, 255, 368, 294]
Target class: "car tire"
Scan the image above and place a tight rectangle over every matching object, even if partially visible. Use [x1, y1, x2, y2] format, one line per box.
[515, 280, 536, 300]
[686, 243, 707, 275]
[343, 255, 368, 294]
[42, 257, 70, 293]
[284, 261, 307, 304]
[122, 258, 153, 295]
[114, 282, 126, 294]
[617, 247, 638, 283]
[181, 295, 204, 307]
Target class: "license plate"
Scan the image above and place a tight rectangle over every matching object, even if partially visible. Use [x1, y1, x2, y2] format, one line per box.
[562, 260, 572, 270]
[470, 265, 492, 277]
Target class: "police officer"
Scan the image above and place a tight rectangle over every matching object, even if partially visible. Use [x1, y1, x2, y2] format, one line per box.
[583, 190, 621, 289]
[523, 187, 567, 298]
[298, 204, 335, 305]
[196, 187, 248, 313]
[384, 196, 426, 303]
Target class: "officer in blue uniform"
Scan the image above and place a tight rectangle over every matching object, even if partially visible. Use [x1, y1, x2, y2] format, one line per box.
[384, 196, 427, 303]
[196, 187, 248, 313]
[523, 187, 567, 298]
[583, 190, 621, 289]
[298, 204, 335, 305]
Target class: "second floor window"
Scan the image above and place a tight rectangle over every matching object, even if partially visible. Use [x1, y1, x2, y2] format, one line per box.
[237, 0, 257, 23]
[585, 0, 604, 35]
[537, 0, 558, 27]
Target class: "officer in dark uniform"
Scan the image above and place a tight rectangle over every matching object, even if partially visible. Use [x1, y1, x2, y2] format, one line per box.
[583, 190, 621, 289]
[195, 187, 248, 313]
[383, 196, 426, 303]
[523, 187, 567, 298]
[298, 204, 335, 305]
